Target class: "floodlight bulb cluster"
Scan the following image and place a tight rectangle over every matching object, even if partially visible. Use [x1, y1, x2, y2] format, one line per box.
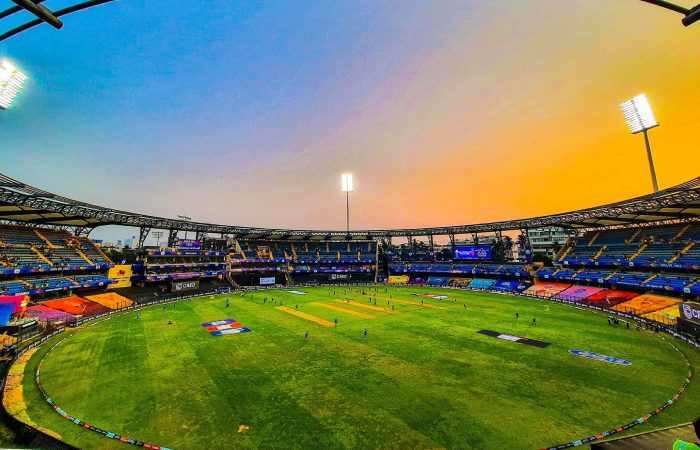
[341, 173, 354, 192]
[620, 94, 658, 134]
[0, 60, 27, 110]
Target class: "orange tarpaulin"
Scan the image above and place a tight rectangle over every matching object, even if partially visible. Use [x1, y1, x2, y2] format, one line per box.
[642, 305, 681, 324]
[42, 297, 109, 316]
[85, 292, 133, 309]
[612, 294, 680, 315]
[524, 282, 571, 298]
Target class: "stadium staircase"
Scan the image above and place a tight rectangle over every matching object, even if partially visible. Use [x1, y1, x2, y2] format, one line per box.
[592, 246, 607, 261]
[642, 273, 657, 284]
[30, 247, 53, 267]
[587, 231, 601, 247]
[667, 242, 695, 264]
[628, 242, 648, 262]
[33, 229, 57, 248]
[625, 229, 642, 244]
[671, 223, 691, 242]
[556, 239, 574, 261]
[92, 241, 113, 264]
[604, 270, 618, 281]
[224, 273, 239, 288]
[76, 249, 94, 266]
[285, 272, 294, 285]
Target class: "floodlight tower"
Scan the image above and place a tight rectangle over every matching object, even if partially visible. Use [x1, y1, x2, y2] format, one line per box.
[0, 60, 27, 110]
[620, 94, 660, 193]
[341, 174, 353, 234]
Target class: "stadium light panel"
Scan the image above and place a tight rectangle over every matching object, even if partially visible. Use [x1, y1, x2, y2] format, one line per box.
[341, 173, 353, 193]
[620, 94, 658, 134]
[0, 60, 27, 110]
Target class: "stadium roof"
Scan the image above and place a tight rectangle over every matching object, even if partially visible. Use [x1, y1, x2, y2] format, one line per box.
[0, 172, 698, 240]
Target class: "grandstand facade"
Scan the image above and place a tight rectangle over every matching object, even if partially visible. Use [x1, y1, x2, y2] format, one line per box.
[0, 172, 698, 336]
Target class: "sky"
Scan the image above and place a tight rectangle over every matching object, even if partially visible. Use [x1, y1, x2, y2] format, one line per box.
[0, 0, 699, 243]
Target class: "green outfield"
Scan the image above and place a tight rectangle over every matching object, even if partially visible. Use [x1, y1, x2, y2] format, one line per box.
[20, 287, 700, 450]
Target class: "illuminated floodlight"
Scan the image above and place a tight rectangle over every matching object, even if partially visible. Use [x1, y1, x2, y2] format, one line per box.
[620, 94, 658, 134]
[0, 60, 28, 110]
[341, 173, 353, 233]
[341, 173, 354, 193]
[620, 94, 660, 193]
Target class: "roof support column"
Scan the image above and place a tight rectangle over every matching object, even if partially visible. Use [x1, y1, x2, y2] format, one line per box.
[138, 227, 151, 249]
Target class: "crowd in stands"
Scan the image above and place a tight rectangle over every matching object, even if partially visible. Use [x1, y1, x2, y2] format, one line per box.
[232, 240, 377, 264]
[0, 225, 114, 297]
[560, 223, 700, 268]
[139, 249, 227, 282]
[387, 223, 700, 326]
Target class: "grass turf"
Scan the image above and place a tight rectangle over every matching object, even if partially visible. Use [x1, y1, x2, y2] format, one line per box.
[20, 286, 699, 449]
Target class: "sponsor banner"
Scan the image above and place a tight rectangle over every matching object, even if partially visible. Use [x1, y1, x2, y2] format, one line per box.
[454, 245, 492, 260]
[206, 323, 243, 331]
[260, 276, 276, 285]
[388, 275, 409, 284]
[330, 273, 350, 280]
[211, 327, 252, 336]
[172, 279, 199, 292]
[680, 302, 700, 324]
[107, 264, 133, 289]
[569, 349, 631, 366]
[286, 290, 307, 295]
[477, 329, 551, 348]
[201, 319, 235, 327]
[176, 239, 202, 249]
[170, 272, 200, 280]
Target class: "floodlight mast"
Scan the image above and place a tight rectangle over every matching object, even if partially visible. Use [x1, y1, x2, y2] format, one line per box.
[9, 0, 63, 29]
[639, 0, 700, 26]
[341, 174, 353, 234]
[620, 94, 660, 193]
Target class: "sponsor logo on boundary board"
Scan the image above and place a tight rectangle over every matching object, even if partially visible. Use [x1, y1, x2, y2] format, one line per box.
[201, 318, 252, 336]
[568, 349, 631, 366]
[476, 329, 551, 348]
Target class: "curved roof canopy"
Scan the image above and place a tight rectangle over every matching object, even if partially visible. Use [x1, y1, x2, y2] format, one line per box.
[0, 172, 698, 240]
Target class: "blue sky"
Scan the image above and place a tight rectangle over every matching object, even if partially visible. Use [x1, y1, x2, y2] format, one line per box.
[1, 1, 698, 244]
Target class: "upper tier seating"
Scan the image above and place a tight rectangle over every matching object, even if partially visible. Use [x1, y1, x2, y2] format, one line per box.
[37, 228, 72, 246]
[76, 237, 112, 265]
[44, 248, 89, 267]
[0, 226, 43, 246]
[0, 247, 51, 270]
